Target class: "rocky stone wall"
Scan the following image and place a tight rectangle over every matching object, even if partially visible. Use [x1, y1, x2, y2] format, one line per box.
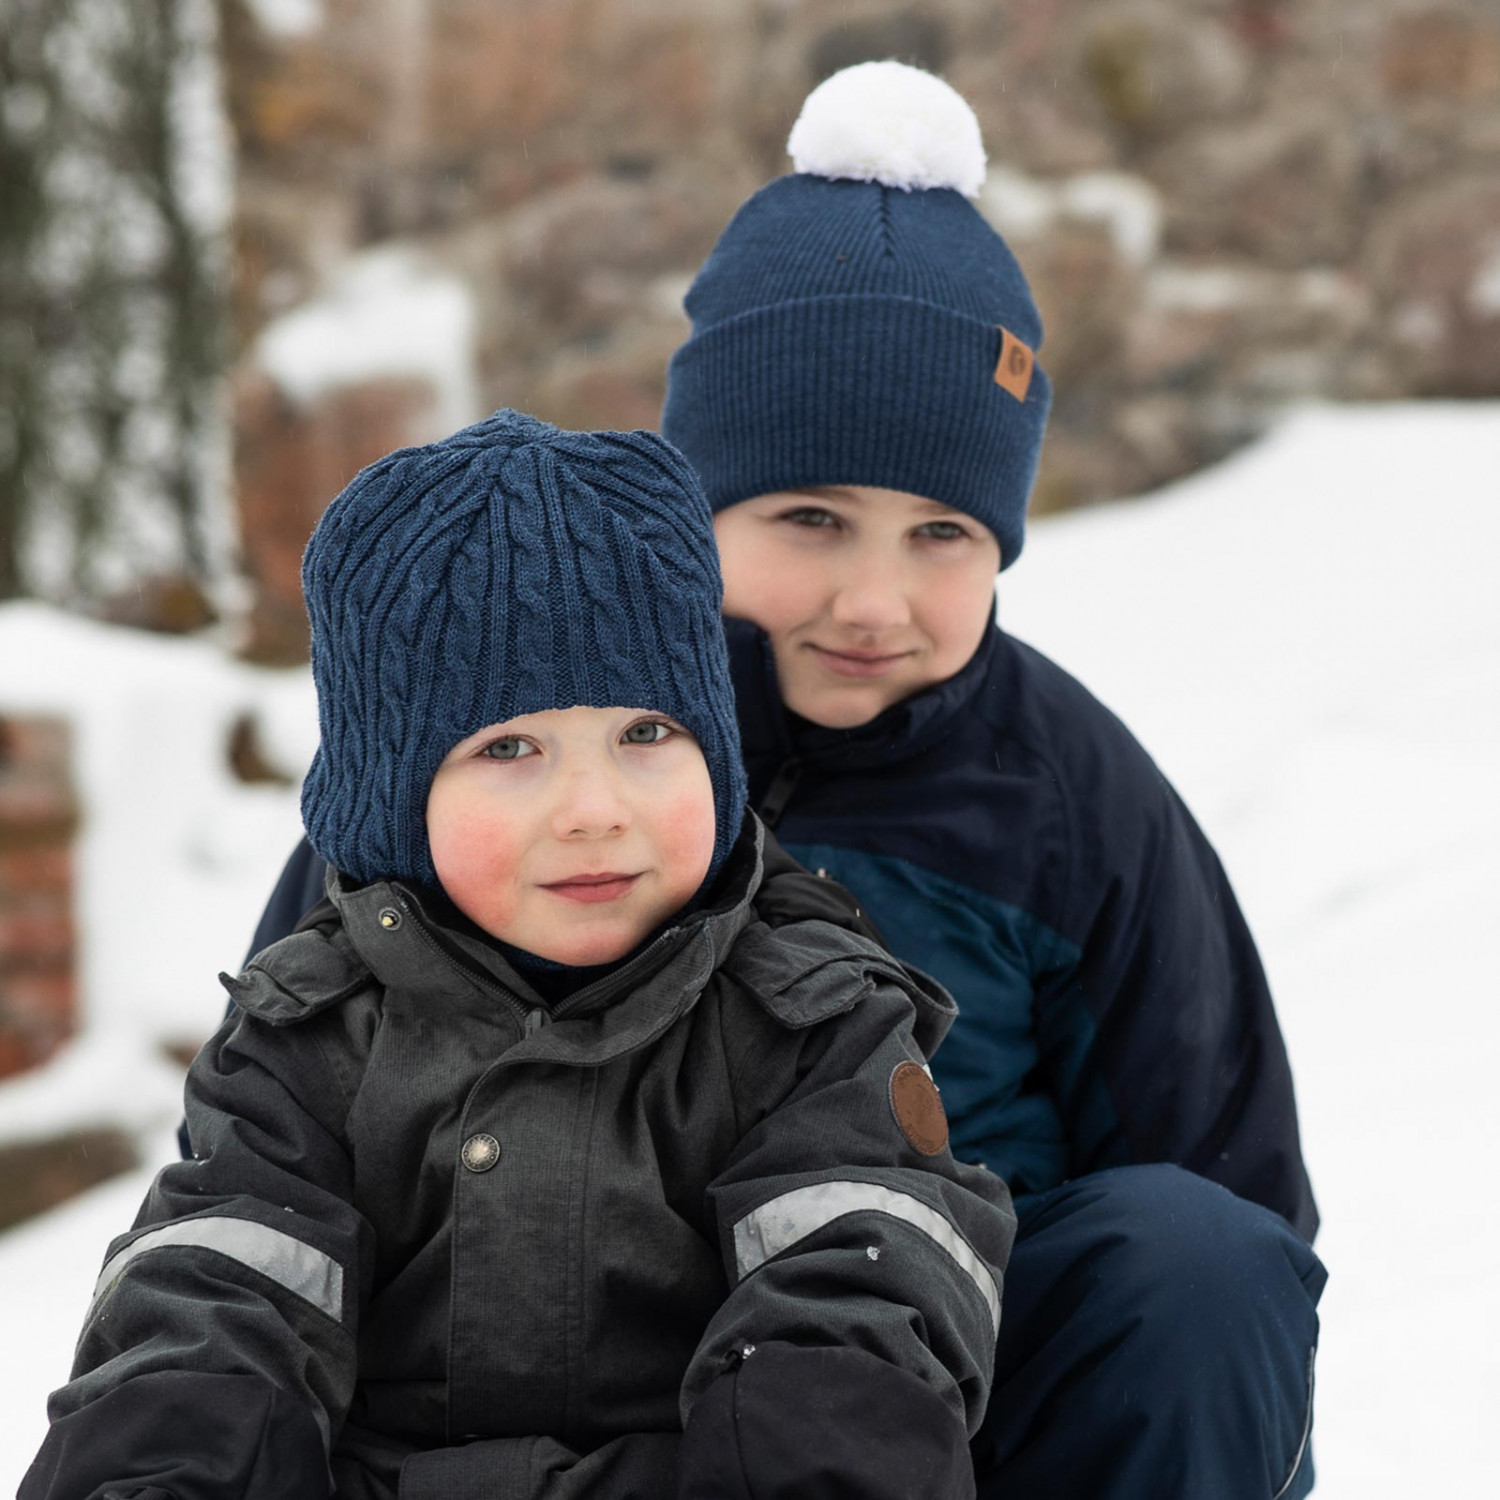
[226, 0, 1500, 655]
[0, 716, 78, 1080]
[0, 727, 139, 1225]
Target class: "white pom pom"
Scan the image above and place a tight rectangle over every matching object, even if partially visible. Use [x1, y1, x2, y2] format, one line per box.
[787, 61, 986, 198]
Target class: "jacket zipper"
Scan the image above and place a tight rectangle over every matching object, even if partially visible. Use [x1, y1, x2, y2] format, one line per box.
[394, 880, 712, 1035]
[756, 756, 803, 829]
[548, 924, 700, 1025]
[396, 898, 547, 1038]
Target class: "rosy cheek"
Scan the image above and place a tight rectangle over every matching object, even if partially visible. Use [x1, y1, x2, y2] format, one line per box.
[428, 792, 520, 922]
[437, 827, 499, 888]
[654, 784, 717, 890]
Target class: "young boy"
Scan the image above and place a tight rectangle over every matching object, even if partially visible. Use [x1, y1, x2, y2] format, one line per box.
[23, 412, 1015, 1500]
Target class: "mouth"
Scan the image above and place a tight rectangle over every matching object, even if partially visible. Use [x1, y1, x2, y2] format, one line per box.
[805, 644, 915, 679]
[541, 872, 643, 905]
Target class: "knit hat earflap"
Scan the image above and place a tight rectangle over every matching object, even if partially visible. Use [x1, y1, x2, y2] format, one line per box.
[662, 61, 1050, 570]
[300, 410, 746, 889]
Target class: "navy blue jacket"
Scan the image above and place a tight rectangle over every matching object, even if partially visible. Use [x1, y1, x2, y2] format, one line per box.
[240, 616, 1317, 1241]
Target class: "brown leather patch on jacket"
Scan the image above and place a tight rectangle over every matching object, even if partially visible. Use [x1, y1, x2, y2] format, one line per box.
[994, 327, 1035, 402]
[889, 1061, 949, 1156]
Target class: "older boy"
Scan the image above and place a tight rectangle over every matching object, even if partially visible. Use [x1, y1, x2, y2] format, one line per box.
[26, 412, 1014, 1500]
[661, 62, 1325, 1500]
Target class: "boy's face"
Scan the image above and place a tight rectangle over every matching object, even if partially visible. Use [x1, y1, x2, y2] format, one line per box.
[713, 485, 1001, 728]
[426, 705, 716, 966]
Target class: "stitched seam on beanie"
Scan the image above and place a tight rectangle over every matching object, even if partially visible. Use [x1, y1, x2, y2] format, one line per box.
[536, 449, 594, 704]
[505, 446, 554, 713]
[579, 507, 645, 704]
[877, 188, 896, 262]
[683, 292, 1017, 339]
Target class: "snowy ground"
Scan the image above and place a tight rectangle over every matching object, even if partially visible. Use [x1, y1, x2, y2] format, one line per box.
[1, 402, 1495, 1492]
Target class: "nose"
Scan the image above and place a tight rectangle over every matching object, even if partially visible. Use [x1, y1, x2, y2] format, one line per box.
[549, 763, 631, 840]
[830, 553, 912, 634]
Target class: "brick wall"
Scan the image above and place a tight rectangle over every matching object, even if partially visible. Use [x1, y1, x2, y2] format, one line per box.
[0, 715, 80, 1080]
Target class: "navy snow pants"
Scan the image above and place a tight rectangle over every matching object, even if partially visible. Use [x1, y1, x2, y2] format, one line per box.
[971, 1164, 1326, 1500]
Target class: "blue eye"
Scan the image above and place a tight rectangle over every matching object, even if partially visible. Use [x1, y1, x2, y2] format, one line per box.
[622, 720, 672, 745]
[916, 521, 968, 541]
[782, 507, 839, 529]
[481, 737, 534, 761]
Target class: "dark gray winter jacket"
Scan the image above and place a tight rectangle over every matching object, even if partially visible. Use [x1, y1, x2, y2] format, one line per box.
[24, 823, 1015, 1500]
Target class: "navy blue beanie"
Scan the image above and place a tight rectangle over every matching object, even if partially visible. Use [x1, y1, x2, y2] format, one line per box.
[301, 410, 746, 890]
[662, 62, 1050, 570]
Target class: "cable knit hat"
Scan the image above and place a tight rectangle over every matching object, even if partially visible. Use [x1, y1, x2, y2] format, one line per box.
[301, 410, 746, 889]
[662, 61, 1050, 570]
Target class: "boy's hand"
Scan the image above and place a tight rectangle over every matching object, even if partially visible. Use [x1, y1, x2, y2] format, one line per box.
[680, 1342, 975, 1499]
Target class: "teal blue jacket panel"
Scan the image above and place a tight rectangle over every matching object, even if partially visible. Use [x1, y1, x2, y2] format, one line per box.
[776, 842, 1107, 1198]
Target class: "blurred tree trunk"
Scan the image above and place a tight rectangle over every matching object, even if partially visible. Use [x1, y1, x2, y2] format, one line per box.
[0, 0, 60, 600]
[0, 0, 228, 612]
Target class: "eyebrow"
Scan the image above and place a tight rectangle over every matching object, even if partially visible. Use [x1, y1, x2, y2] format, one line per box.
[787, 485, 864, 503]
[786, 487, 960, 519]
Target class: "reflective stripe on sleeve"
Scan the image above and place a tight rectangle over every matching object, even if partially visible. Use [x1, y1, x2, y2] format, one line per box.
[732, 1182, 1000, 1333]
[89, 1216, 344, 1321]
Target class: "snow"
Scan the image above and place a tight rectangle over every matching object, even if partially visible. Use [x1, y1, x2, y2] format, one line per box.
[1, 402, 1496, 1492]
[243, 0, 324, 39]
[254, 246, 481, 439]
[1470, 240, 1500, 317]
[0, 605, 316, 1047]
[0, 1152, 171, 1438]
[982, 166, 1164, 267]
[978, 166, 1055, 241]
[1056, 172, 1163, 266]
[1144, 263, 1365, 321]
[998, 403, 1500, 1494]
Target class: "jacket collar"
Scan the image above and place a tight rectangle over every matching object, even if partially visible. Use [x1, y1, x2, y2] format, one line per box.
[727, 613, 1002, 775]
[328, 818, 766, 1056]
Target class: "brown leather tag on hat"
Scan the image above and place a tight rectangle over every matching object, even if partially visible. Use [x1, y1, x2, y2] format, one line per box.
[994, 327, 1035, 402]
[889, 1061, 949, 1156]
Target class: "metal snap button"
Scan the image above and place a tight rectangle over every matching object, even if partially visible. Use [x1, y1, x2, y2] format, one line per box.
[461, 1133, 500, 1173]
[378, 907, 402, 931]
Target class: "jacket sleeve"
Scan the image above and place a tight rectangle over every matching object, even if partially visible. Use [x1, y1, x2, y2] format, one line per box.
[179, 838, 332, 1162]
[1038, 748, 1318, 1241]
[395, 1433, 679, 1499]
[22, 1010, 370, 1500]
[249, 837, 331, 960]
[677, 974, 1016, 1499]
